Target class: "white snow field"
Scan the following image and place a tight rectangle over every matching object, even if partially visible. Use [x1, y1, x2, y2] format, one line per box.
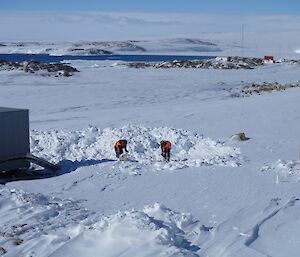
[0, 59, 300, 257]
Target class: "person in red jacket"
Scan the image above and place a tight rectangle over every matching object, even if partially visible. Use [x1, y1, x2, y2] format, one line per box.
[160, 140, 172, 162]
[114, 139, 128, 159]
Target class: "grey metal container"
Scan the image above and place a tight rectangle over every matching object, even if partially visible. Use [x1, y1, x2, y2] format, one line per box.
[0, 107, 30, 172]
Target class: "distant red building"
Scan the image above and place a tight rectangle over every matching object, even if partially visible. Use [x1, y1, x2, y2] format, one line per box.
[264, 56, 274, 61]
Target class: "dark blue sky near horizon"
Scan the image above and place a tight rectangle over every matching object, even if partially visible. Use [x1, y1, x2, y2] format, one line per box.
[1, 0, 300, 14]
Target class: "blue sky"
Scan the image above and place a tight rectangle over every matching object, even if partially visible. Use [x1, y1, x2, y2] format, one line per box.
[1, 0, 300, 14]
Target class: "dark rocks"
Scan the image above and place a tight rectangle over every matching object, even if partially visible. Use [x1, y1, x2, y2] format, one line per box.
[232, 81, 300, 97]
[126, 56, 264, 70]
[0, 60, 21, 71]
[45, 48, 54, 52]
[0, 246, 7, 255]
[87, 49, 112, 55]
[127, 62, 153, 69]
[289, 59, 300, 65]
[177, 38, 217, 46]
[70, 48, 85, 52]
[68, 48, 113, 55]
[0, 60, 79, 77]
[13, 239, 24, 246]
[70, 40, 146, 54]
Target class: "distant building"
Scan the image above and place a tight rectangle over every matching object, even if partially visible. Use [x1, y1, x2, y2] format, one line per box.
[264, 56, 274, 61]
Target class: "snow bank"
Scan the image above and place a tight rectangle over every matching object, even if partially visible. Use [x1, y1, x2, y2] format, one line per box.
[0, 186, 93, 257]
[51, 203, 203, 257]
[0, 186, 208, 257]
[30, 125, 241, 171]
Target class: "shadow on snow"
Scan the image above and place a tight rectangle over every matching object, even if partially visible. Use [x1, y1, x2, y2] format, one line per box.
[0, 158, 115, 185]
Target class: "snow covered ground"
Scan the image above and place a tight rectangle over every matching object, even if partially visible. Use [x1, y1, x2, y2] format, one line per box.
[0, 59, 300, 256]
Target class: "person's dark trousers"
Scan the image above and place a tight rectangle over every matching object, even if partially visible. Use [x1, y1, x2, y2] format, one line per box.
[162, 150, 170, 162]
[115, 147, 123, 158]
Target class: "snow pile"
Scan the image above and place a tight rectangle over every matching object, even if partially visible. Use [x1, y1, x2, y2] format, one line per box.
[0, 186, 93, 257]
[30, 125, 241, 170]
[50, 203, 203, 257]
[0, 186, 209, 257]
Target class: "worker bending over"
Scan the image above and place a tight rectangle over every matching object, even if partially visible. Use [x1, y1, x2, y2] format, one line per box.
[160, 140, 172, 162]
[114, 139, 128, 159]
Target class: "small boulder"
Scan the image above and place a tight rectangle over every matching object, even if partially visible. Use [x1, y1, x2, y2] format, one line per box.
[0, 246, 7, 255]
[13, 239, 24, 246]
[231, 132, 249, 141]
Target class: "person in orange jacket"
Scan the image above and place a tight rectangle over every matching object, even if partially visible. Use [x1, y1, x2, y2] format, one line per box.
[114, 139, 128, 159]
[160, 140, 171, 162]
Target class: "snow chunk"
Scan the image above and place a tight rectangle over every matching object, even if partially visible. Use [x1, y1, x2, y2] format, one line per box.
[261, 159, 300, 174]
[261, 160, 300, 182]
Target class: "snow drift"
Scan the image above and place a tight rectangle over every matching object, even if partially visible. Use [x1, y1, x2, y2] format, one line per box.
[50, 203, 203, 257]
[30, 125, 241, 171]
[0, 186, 207, 257]
[2, 186, 299, 257]
[0, 186, 92, 257]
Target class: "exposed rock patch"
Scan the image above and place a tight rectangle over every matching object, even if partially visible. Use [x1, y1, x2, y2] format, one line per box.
[68, 48, 112, 55]
[0, 60, 79, 77]
[231, 82, 300, 97]
[170, 38, 217, 46]
[126, 56, 264, 70]
[71, 41, 146, 53]
[289, 59, 300, 65]
[0, 246, 7, 255]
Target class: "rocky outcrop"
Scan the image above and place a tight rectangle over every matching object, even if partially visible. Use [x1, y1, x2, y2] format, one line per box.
[289, 59, 300, 65]
[0, 60, 78, 77]
[127, 62, 153, 68]
[71, 41, 146, 53]
[126, 56, 264, 70]
[231, 82, 300, 97]
[171, 38, 217, 46]
[68, 48, 112, 55]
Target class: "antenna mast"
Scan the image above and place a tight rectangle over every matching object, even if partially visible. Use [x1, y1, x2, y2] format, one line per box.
[242, 24, 245, 58]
